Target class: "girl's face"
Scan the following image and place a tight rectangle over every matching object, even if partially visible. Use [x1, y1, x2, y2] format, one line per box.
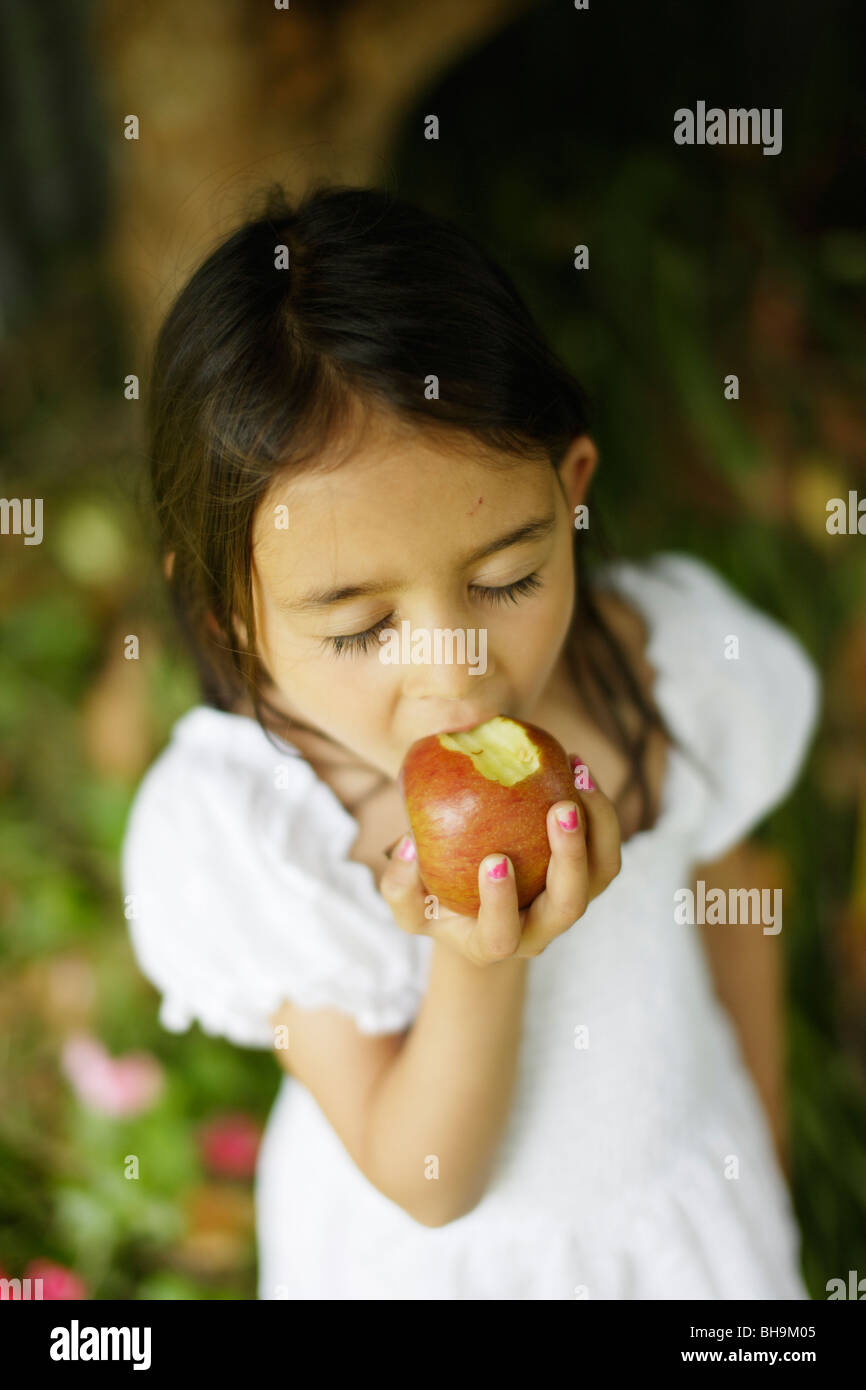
[250, 415, 596, 778]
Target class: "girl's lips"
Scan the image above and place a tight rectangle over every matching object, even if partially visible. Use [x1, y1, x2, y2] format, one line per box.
[428, 712, 503, 735]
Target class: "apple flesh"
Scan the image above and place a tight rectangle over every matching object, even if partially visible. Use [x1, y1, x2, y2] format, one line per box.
[398, 715, 575, 916]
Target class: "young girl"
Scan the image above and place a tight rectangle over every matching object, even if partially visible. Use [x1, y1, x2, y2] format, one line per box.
[123, 182, 819, 1300]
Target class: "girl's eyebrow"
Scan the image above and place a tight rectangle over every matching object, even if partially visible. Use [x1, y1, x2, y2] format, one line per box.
[280, 512, 557, 613]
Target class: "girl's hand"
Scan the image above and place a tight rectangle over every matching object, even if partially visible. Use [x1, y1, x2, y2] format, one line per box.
[379, 756, 622, 966]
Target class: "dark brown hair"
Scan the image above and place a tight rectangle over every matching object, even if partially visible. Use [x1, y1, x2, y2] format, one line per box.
[147, 181, 675, 830]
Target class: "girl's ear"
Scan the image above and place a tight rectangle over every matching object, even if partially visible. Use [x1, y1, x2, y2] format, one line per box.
[557, 434, 598, 511]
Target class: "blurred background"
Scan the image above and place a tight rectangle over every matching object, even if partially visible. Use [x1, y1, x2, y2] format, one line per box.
[1, 0, 865, 1299]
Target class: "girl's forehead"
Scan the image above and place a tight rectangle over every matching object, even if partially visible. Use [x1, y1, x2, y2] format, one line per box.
[254, 445, 553, 536]
[251, 447, 557, 586]
[262, 422, 548, 503]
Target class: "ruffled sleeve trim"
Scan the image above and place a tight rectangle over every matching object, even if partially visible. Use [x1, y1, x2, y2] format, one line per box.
[593, 551, 821, 863]
[122, 707, 432, 1048]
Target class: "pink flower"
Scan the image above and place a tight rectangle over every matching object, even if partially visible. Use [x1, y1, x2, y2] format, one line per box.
[60, 1033, 163, 1117]
[23, 1260, 87, 1299]
[196, 1113, 262, 1179]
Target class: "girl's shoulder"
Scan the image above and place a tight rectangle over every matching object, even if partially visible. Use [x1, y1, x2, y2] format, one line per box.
[593, 549, 818, 688]
[122, 703, 368, 888]
[121, 705, 429, 1049]
[124, 705, 311, 840]
[593, 549, 821, 862]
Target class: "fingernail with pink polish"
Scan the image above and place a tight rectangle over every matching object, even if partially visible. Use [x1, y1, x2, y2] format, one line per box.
[556, 804, 579, 831]
[397, 835, 416, 862]
[486, 856, 509, 880]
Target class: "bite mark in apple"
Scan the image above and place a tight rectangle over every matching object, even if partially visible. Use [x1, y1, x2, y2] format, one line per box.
[438, 718, 541, 786]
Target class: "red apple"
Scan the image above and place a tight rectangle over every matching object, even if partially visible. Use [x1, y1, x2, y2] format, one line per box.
[398, 715, 575, 916]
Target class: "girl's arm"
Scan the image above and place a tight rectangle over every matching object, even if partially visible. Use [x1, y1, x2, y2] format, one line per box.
[271, 940, 528, 1228]
[272, 788, 621, 1228]
[692, 841, 790, 1179]
[360, 939, 528, 1225]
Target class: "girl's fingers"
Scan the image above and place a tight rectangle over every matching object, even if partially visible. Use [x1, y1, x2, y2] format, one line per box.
[521, 801, 590, 952]
[571, 776, 623, 896]
[521, 759, 623, 948]
[379, 752, 623, 961]
[473, 855, 522, 961]
[378, 834, 489, 960]
[380, 838, 523, 964]
[378, 835, 432, 934]
[417, 856, 524, 967]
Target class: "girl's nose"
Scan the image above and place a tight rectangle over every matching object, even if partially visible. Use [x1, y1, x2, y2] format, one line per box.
[394, 603, 492, 697]
[411, 658, 482, 702]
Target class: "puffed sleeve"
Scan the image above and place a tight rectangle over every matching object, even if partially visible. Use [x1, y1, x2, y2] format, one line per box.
[598, 552, 822, 865]
[121, 711, 431, 1048]
[644, 553, 820, 863]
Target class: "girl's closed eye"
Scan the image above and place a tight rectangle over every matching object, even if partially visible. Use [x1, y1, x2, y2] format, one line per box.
[473, 570, 543, 607]
[323, 570, 544, 657]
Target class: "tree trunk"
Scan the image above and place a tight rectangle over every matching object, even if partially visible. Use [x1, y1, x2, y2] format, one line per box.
[93, 0, 532, 352]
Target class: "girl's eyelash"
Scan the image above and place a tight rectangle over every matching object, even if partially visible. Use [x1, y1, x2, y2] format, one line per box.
[325, 571, 543, 657]
[327, 617, 393, 658]
[473, 570, 543, 607]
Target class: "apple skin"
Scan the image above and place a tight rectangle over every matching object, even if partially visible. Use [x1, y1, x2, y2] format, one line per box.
[398, 718, 575, 916]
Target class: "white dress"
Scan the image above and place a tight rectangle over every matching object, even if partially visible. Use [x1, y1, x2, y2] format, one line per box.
[121, 551, 820, 1300]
